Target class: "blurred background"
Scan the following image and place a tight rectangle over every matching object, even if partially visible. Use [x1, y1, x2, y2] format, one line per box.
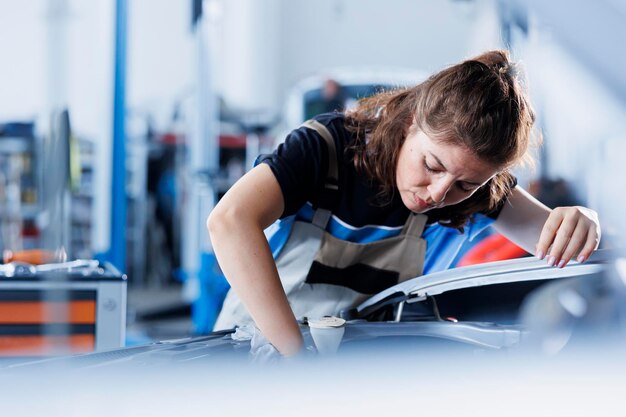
[0, 0, 625, 350]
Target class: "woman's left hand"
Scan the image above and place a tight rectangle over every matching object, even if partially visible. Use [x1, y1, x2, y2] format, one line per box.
[536, 206, 601, 267]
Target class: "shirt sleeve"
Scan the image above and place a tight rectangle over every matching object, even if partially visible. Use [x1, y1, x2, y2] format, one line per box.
[257, 124, 330, 218]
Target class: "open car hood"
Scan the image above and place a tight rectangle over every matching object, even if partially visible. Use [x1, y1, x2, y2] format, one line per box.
[347, 250, 613, 320]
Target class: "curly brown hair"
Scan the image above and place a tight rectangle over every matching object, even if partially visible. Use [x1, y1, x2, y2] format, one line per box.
[345, 50, 538, 231]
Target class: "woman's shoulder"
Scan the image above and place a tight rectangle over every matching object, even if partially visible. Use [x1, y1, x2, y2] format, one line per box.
[309, 112, 351, 141]
[311, 111, 346, 125]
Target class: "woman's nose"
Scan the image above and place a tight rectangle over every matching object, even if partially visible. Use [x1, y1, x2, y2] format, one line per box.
[428, 177, 452, 203]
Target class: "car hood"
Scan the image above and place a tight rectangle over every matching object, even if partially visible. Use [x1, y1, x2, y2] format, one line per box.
[350, 250, 612, 319]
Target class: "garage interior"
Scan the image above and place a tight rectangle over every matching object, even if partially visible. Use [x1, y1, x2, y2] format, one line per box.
[0, 1, 625, 410]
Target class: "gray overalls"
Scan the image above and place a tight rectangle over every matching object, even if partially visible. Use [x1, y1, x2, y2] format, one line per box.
[214, 120, 427, 330]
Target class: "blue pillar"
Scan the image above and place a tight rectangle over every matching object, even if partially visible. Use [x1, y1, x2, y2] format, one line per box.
[108, 0, 128, 272]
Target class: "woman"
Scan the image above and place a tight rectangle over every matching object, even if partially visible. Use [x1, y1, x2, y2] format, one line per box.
[207, 50, 601, 356]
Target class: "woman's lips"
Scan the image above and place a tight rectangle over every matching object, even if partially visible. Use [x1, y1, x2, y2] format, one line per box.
[413, 194, 430, 210]
[413, 193, 443, 210]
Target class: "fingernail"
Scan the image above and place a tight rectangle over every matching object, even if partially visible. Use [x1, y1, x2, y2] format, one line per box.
[577, 255, 586, 263]
[547, 256, 556, 267]
[536, 250, 545, 260]
[557, 259, 566, 268]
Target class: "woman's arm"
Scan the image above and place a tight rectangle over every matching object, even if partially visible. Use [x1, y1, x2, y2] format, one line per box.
[207, 163, 304, 356]
[493, 185, 601, 267]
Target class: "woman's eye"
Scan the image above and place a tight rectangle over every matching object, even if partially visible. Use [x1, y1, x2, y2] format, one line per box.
[457, 183, 474, 192]
[423, 160, 437, 173]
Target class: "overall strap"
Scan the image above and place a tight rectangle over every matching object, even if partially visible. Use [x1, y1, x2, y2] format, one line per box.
[401, 213, 428, 237]
[301, 120, 340, 226]
[312, 209, 332, 229]
[301, 120, 339, 194]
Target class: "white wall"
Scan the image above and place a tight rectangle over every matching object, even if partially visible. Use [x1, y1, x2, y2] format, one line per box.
[512, 14, 626, 240]
[0, 0, 114, 138]
[127, 0, 195, 131]
[525, 41, 625, 197]
[277, 0, 501, 103]
[219, 0, 281, 113]
[210, 0, 503, 116]
[0, 0, 47, 121]
[0, 0, 504, 127]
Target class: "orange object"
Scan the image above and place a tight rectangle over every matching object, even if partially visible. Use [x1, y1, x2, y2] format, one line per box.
[0, 335, 94, 355]
[0, 301, 96, 324]
[457, 233, 529, 267]
[3, 248, 66, 265]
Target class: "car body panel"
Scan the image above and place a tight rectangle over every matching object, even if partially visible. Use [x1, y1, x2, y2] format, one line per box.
[351, 251, 611, 320]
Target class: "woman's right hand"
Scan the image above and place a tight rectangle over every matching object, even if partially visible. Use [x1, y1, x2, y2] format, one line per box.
[207, 164, 304, 356]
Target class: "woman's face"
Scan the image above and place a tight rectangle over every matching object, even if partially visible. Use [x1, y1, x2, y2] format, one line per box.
[396, 126, 500, 213]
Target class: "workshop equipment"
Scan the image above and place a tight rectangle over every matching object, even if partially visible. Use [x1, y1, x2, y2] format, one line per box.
[0, 260, 126, 356]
